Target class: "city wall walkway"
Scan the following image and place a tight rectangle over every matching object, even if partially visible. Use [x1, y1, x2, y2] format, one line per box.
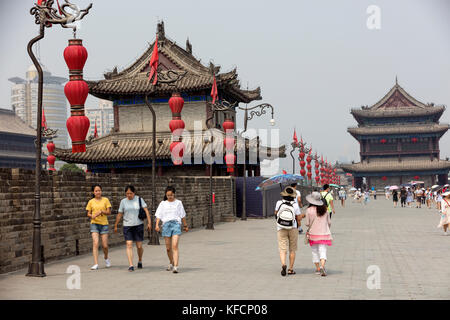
[1, 197, 449, 299]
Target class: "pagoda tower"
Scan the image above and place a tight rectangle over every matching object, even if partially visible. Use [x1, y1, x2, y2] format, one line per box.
[342, 79, 450, 189]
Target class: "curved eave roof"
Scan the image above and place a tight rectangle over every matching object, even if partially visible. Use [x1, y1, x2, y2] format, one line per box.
[341, 160, 450, 173]
[54, 129, 285, 164]
[347, 124, 450, 138]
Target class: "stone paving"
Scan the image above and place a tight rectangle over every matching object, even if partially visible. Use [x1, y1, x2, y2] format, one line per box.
[0, 197, 449, 299]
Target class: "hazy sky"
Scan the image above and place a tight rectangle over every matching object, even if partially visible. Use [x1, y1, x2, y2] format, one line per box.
[1, 0, 449, 173]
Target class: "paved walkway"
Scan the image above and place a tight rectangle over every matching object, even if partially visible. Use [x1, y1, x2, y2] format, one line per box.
[1, 198, 449, 299]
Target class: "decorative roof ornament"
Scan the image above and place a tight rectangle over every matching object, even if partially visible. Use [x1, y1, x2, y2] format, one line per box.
[157, 20, 165, 40]
[186, 37, 192, 54]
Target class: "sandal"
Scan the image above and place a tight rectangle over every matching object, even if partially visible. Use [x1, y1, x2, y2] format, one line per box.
[281, 265, 287, 276]
[288, 269, 296, 275]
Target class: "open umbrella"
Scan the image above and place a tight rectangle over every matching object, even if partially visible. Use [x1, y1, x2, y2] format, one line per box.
[329, 184, 340, 188]
[384, 186, 390, 189]
[389, 185, 399, 190]
[255, 173, 304, 191]
[350, 187, 357, 191]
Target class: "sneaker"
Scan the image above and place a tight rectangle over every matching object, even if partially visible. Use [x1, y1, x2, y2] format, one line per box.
[173, 266, 178, 274]
[105, 258, 111, 268]
[128, 266, 134, 272]
[166, 264, 174, 271]
[320, 267, 327, 277]
[90, 264, 98, 270]
[137, 261, 143, 269]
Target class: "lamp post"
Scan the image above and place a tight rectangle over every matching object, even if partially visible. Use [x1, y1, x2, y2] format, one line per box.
[26, 0, 92, 277]
[206, 100, 275, 221]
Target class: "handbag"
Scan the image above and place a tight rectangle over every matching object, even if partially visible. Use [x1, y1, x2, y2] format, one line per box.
[138, 196, 146, 220]
[304, 215, 316, 245]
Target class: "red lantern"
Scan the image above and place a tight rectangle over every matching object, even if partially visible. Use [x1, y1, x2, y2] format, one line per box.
[63, 39, 88, 74]
[225, 154, 236, 173]
[300, 169, 306, 177]
[223, 119, 235, 131]
[380, 139, 387, 144]
[169, 93, 185, 114]
[66, 116, 90, 153]
[315, 176, 320, 183]
[64, 38, 90, 153]
[46, 141, 55, 154]
[307, 172, 312, 179]
[170, 141, 185, 165]
[411, 138, 418, 143]
[169, 119, 185, 133]
[47, 155, 56, 171]
[414, 175, 420, 180]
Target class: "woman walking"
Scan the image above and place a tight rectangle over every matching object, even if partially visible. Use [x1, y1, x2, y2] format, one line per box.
[86, 185, 112, 270]
[114, 185, 152, 272]
[305, 191, 332, 277]
[438, 191, 450, 235]
[406, 188, 413, 208]
[155, 186, 189, 273]
[392, 189, 398, 207]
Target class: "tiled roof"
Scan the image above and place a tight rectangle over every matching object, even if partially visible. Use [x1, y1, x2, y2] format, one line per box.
[0, 108, 36, 136]
[351, 105, 445, 119]
[87, 28, 261, 104]
[53, 129, 286, 163]
[341, 158, 450, 173]
[348, 124, 449, 136]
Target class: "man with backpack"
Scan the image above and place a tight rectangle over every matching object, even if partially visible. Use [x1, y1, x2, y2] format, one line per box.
[275, 186, 304, 276]
[321, 184, 336, 219]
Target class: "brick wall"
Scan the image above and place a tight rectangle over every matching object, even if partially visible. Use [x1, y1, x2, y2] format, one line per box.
[0, 168, 234, 274]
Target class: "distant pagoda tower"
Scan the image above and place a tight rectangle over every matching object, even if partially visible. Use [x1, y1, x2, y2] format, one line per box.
[342, 79, 450, 189]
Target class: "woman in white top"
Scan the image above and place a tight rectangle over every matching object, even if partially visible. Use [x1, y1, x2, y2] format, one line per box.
[155, 186, 188, 273]
[438, 191, 450, 235]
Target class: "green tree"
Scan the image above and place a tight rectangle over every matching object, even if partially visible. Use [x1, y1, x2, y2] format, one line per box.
[60, 163, 84, 173]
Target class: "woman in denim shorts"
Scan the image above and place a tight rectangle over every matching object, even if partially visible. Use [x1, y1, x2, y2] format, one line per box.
[86, 185, 112, 270]
[155, 186, 188, 273]
[114, 185, 151, 272]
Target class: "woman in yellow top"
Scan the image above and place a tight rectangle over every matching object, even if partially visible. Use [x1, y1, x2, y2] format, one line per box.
[86, 184, 112, 270]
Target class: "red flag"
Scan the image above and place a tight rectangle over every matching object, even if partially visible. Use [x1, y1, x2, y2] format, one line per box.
[293, 129, 298, 144]
[42, 109, 47, 130]
[94, 119, 98, 138]
[211, 75, 218, 104]
[56, 0, 63, 14]
[148, 36, 159, 85]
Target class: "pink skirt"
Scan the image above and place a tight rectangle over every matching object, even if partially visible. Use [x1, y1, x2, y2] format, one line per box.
[309, 240, 332, 246]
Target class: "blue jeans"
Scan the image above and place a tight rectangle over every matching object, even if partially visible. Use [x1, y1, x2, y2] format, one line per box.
[162, 220, 182, 237]
[90, 223, 109, 234]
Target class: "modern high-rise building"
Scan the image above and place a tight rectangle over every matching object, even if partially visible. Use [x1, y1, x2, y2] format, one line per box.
[9, 63, 69, 149]
[86, 99, 114, 138]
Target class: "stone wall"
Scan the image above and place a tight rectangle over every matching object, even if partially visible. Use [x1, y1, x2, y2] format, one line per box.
[0, 168, 235, 274]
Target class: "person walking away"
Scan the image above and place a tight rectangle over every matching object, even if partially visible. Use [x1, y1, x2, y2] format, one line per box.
[437, 191, 443, 212]
[400, 187, 407, 208]
[338, 188, 346, 207]
[155, 186, 189, 274]
[406, 188, 413, 208]
[426, 188, 432, 209]
[321, 184, 335, 218]
[275, 186, 304, 276]
[392, 189, 398, 207]
[305, 191, 332, 276]
[437, 191, 450, 235]
[86, 185, 112, 270]
[114, 185, 152, 272]
[385, 189, 390, 200]
[364, 190, 370, 205]
[290, 183, 304, 234]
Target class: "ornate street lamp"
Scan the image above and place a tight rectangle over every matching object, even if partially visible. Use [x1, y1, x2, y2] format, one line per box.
[26, 0, 92, 278]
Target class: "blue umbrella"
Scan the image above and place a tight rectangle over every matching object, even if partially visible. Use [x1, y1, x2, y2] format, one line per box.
[255, 174, 304, 191]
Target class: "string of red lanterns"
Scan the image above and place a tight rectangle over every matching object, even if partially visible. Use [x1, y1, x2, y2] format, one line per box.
[168, 92, 185, 165]
[64, 38, 90, 153]
[223, 117, 235, 173]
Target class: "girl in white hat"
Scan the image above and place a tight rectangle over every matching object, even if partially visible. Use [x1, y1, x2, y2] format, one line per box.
[305, 191, 333, 276]
[438, 191, 450, 235]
